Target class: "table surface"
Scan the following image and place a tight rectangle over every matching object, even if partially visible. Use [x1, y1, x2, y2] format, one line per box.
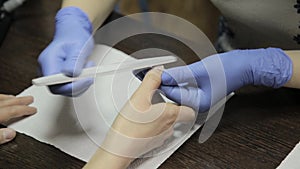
[0, 0, 299, 169]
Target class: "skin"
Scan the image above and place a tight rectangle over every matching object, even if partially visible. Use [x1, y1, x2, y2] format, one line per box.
[1, 51, 296, 166]
[1, 1, 194, 166]
[2, 1, 297, 167]
[56, 4, 194, 167]
[0, 95, 37, 144]
[61, 2, 299, 168]
[62, 0, 119, 32]
[84, 67, 195, 169]
[61, 0, 300, 88]
[284, 51, 300, 89]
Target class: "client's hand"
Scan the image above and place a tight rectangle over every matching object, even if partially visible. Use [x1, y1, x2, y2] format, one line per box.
[84, 67, 195, 169]
[0, 95, 37, 144]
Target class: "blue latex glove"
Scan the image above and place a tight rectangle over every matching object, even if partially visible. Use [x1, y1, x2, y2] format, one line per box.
[38, 7, 94, 97]
[161, 48, 293, 113]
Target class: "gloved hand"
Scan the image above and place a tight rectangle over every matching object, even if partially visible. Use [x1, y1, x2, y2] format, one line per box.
[161, 48, 293, 113]
[38, 7, 94, 97]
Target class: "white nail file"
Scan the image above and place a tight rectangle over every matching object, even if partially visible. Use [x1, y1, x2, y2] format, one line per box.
[32, 55, 177, 86]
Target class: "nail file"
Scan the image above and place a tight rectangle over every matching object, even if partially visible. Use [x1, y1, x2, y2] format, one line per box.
[32, 56, 177, 86]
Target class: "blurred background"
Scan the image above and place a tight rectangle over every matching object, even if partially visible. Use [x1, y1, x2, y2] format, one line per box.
[116, 0, 220, 43]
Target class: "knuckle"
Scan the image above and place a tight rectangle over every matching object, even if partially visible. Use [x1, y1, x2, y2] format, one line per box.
[7, 106, 19, 116]
[14, 97, 31, 105]
[145, 71, 161, 83]
[15, 98, 25, 105]
[38, 46, 51, 59]
[164, 103, 179, 119]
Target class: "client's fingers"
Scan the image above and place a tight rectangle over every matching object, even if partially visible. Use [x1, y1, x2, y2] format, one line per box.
[0, 128, 16, 145]
[131, 67, 163, 109]
[162, 103, 195, 123]
[175, 106, 196, 123]
[0, 94, 15, 101]
[0, 96, 34, 108]
[0, 105, 37, 123]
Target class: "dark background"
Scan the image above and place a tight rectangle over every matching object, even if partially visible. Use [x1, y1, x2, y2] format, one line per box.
[0, 0, 299, 168]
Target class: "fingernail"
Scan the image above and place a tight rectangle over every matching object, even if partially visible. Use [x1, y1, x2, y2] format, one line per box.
[31, 107, 38, 114]
[3, 129, 16, 141]
[153, 65, 164, 71]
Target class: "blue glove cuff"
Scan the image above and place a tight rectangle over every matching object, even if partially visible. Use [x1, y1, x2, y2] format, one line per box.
[56, 7, 93, 34]
[251, 48, 293, 88]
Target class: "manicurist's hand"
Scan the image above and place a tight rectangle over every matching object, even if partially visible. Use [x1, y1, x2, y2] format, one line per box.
[38, 7, 94, 97]
[84, 67, 196, 169]
[0, 94, 37, 144]
[161, 48, 292, 113]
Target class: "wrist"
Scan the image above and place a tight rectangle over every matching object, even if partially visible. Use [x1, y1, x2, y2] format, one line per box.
[84, 147, 133, 169]
[56, 6, 93, 34]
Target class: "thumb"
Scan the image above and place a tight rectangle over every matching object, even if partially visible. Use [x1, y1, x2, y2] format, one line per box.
[0, 128, 16, 144]
[131, 66, 163, 108]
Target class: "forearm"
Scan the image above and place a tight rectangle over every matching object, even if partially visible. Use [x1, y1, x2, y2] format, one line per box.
[284, 50, 300, 89]
[84, 147, 133, 169]
[62, 0, 118, 32]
